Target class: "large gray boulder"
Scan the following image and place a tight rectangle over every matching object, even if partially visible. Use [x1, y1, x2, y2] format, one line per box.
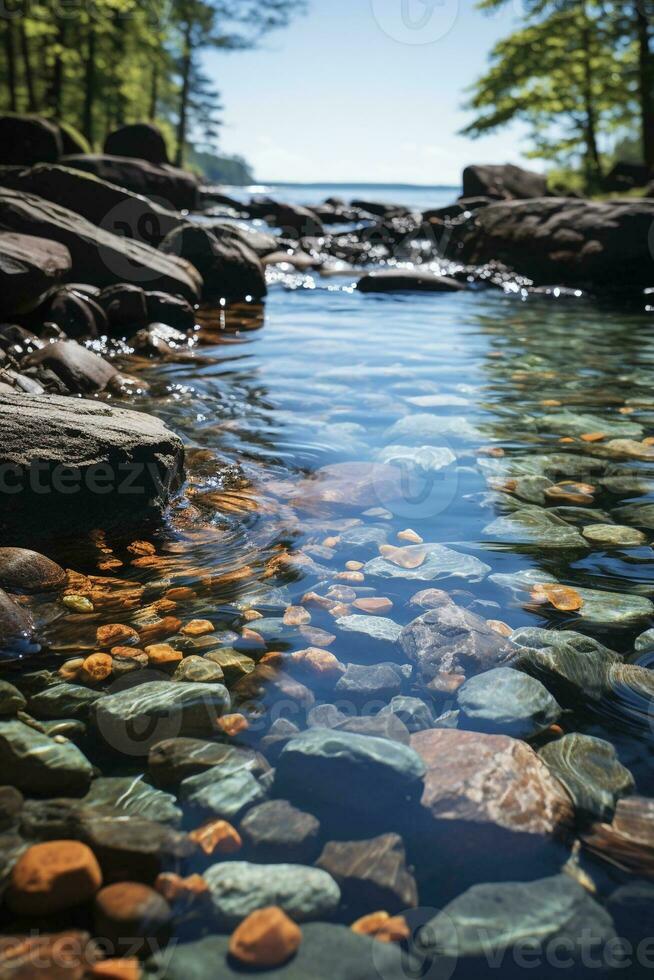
[160, 223, 266, 302]
[445, 197, 654, 290]
[1, 164, 181, 246]
[0, 187, 201, 300]
[462, 163, 548, 200]
[0, 115, 62, 165]
[62, 153, 199, 211]
[0, 392, 184, 528]
[104, 123, 170, 165]
[0, 231, 71, 315]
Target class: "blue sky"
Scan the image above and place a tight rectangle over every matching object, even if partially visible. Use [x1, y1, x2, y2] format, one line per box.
[203, 0, 531, 185]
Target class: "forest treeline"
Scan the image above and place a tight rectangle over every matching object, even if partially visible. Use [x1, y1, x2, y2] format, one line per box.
[0, 0, 304, 167]
[464, 0, 654, 193]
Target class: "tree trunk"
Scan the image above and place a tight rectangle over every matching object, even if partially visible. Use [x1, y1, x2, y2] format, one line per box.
[3, 21, 18, 113]
[47, 22, 65, 116]
[175, 22, 193, 167]
[83, 26, 97, 145]
[149, 61, 159, 119]
[19, 23, 36, 112]
[579, 10, 602, 193]
[637, 8, 654, 170]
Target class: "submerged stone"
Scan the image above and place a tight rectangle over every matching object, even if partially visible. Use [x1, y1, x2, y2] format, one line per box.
[274, 728, 425, 816]
[539, 733, 634, 823]
[484, 506, 587, 548]
[582, 523, 647, 548]
[82, 775, 182, 826]
[0, 718, 93, 794]
[335, 615, 403, 643]
[421, 874, 615, 969]
[204, 861, 340, 928]
[457, 667, 561, 738]
[365, 544, 489, 583]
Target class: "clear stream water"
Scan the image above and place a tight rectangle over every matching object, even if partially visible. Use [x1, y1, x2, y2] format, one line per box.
[22, 183, 654, 963]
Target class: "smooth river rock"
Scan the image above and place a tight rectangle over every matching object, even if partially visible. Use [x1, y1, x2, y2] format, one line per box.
[457, 667, 561, 738]
[0, 547, 66, 593]
[421, 874, 616, 978]
[0, 231, 71, 316]
[316, 833, 418, 918]
[204, 861, 341, 928]
[409, 729, 574, 878]
[539, 733, 635, 823]
[92, 681, 231, 755]
[0, 718, 93, 794]
[399, 593, 515, 693]
[0, 392, 184, 529]
[274, 728, 426, 817]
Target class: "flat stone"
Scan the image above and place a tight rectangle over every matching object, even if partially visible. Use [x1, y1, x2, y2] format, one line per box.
[204, 648, 255, 682]
[457, 667, 561, 738]
[179, 767, 265, 821]
[204, 861, 340, 928]
[148, 737, 267, 788]
[421, 874, 615, 968]
[335, 615, 403, 643]
[81, 776, 182, 826]
[410, 729, 573, 875]
[0, 231, 71, 316]
[484, 506, 587, 547]
[384, 413, 479, 444]
[379, 695, 434, 732]
[0, 392, 184, 529]
[377, 444, 457, 470]
[400, 594, 515, 692]
[539, 734, 635, 823]
[27, 683, 104, 720]
[365, 544, 489, 583]
[0, 185, 201, 299]
[582, 796, 654, 876]
[0, 718, 93, 794]
[335, 663, 403, 704]
[316, 833, 417, 918]
[240, 800, 321, 863]
[511, 627, 622, 703]
[92, 681, 230, 756]
[332, 714, 411, 745]
[357, 269, 464, 292]
[582, 523, 647, 548]
[274, 728, 425, 816]
[143, 923, 411, 979]
[612, 502, 654, 530]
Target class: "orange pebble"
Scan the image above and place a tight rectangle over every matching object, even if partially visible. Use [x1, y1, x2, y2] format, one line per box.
[351, 911, 410, 943]
[217, 713, 250, 737]
[145, 643, 182, 665]
[96, 624, 139, 649]
[229, 906, 301, 968]
[189, 819, 242, 856]
[181, 619, 215, 637]
[89, 959, 141, 980]
[79, 653, 113, 684]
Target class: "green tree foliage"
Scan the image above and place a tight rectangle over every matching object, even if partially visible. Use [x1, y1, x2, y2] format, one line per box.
[463, 0, 637, 192]
[0, 0, 305, 166]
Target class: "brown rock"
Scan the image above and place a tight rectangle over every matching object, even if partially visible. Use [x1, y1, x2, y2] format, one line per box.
[353, 597, 393, 615]
[283, 605, 311, 626]
[155, 872, 210, 906]
[216, 713, 249, 737]
[0, 547, 66, 593]
[79, 653, 114, 684]
[351, 911, 411, 943]
[181, 619, 215, 637]
[145, 643, 182, 665]
[94, 882, 171, 955]
[8, 840, 102, 915]
[88, 960, 140, 979]
[0, 931, 97, 979]
[289, 647, 345, 681]
[582, 796, 654, 875]
[138, 617, 182, 646]
[410, 730, 573, 877]
[316, 834, 417, 917]
[189, 818, 242, 856]
[228, 906, 302, 969]
[96, 624, 139, 649]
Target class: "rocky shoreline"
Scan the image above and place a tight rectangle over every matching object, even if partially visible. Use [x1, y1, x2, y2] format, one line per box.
[1, 116, 654, 979]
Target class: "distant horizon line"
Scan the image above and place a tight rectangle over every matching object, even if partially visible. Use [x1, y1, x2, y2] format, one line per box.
[246, 180, 461, 190]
